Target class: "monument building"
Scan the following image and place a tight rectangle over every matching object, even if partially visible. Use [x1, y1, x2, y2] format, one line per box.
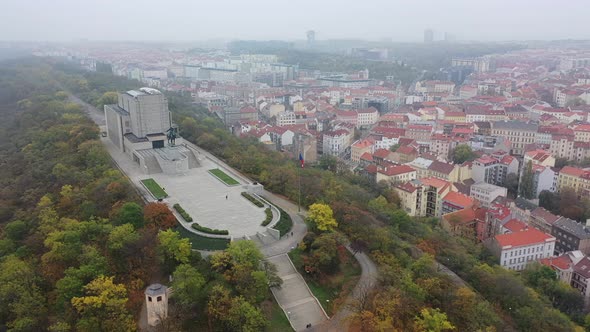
[104, 87, 200, 174]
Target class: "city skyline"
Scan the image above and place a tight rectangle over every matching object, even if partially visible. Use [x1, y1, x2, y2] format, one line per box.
[1, 0, 589, 42]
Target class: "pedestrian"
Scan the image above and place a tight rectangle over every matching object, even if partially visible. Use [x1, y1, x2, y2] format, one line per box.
[291, 231, 293, 236]
[226, 194, 228, 200]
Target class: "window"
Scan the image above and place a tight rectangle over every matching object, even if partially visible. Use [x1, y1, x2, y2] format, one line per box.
[148, 296, 152, 302]
[157, 296, 162, 302]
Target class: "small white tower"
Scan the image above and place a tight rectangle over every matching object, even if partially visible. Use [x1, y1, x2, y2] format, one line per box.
[145, 283, 169, 326]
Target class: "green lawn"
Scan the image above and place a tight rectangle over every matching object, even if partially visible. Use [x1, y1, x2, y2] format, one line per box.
[175, 226, 230, 251]
[264, 297, 293, 332]
[288, 247, 361, 316]
[208, 168, 240, 186]
[140, 178, 168, 199]
[261, 197, 293, 236]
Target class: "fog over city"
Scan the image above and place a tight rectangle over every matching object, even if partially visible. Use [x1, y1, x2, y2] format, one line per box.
[1, 0, 589, 42]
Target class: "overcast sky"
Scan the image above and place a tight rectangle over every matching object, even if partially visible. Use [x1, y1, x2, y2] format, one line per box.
[1, 0, 588, 42]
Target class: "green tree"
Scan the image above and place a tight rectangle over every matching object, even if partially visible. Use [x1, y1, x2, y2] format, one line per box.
[307, 203, 338, 232]
[519, 160, 535, 199]
[539, 190, 560, 214]
[414, 308, 455, 332]
[0, 255, 47, 331]
[503, 173, 520, 198]
[107, 224, 140, 252]
[452, 145, 475, 164]
[389, 143, 401, 152]
[206, 285, 268, 332]
[113, 202, 144, 228]
[157, 229, 191, 271]
[171, 264, 205, 308]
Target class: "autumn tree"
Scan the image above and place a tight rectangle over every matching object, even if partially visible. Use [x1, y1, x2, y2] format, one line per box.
[71, 276, 135, 332]
[206, 285, 268, 332]
[144, 202, 176, 230]
[307, 203, 338, 232]
[414, 308, 455, 332]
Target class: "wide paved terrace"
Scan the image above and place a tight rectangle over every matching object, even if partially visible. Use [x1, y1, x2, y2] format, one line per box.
[102, 138, 266, 238]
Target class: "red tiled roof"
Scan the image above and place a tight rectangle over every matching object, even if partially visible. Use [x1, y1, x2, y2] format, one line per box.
[395, 182, 417, 193]
[379, 164, 416, 176]
[353, 139, 374, 149]
[360, 152, 373, 161]
[495, 228, 555, 248]
[442, 191, 474, 208]
[503, 218, 528, 232]
[540, 255, 573, 271]
[560, 166, 587, 177]
[373, 148, 392, 159]
[443, 206, 486, 225]
[396, 145, 417, 155]
[428, 160, 455, 175]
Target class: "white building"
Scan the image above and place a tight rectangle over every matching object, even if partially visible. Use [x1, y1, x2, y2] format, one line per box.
[356, 107, 380, 127]
[470, 182, 507, 207]
[494, 228, 556, 271]
[276, 111, 296, 127]
[322, 129, 353, 156]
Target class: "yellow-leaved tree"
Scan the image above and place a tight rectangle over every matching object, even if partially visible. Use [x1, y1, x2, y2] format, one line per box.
[307, 203, 338, 232]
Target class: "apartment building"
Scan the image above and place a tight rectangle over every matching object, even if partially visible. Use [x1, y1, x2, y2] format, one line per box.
[493, 228, 556, 271]
[490, 121, 538, 155]
[470, 182, 508, 207]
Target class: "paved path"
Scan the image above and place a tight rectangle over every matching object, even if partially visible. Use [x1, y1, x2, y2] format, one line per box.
[311, 247, 378, 332]
[268, 254, 328, 331]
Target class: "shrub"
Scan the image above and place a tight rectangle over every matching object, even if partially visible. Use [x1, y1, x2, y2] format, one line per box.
[191, 223, 229, 235]
[173, 203, 193, 222]
[241, 192, 264, 208]
[261, 208, 273, 226]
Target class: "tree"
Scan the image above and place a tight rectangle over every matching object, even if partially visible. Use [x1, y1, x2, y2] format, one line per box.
[307, 203, 338, 232]
[390, 143, 401, 152]
[519, 161, 535, 199]
[539, 190, 560, 214]
[559, 188, 583, 221]
[206, 285, 268, 332]
[107, 224, 140, 252]
[0, 255, 47, 331]
[319, 155, 338, 172]
[503, 173, 519, 198]
[144, 202, 177, 230]
[171, 264, 205, 308]
[113, 202, 144, 228]
[452, 145, 475, 164]
[414, 308, 455, 332]
[71, 276, 135, 332]
[157, 229, 191, 271]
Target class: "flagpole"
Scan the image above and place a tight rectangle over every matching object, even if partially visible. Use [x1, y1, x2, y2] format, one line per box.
[298, 137, 302, 213]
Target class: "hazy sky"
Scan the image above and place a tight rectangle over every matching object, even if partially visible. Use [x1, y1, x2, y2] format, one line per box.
[1, 0, 588, 42]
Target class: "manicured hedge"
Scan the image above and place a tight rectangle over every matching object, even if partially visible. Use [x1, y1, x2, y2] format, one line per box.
[241, 192, 264, 208]
[191, 223, 229, 235]
[272, 204, 293, 236]
[173, 203, 193, 222]
[261, 208, 273, 226]
[174, 203, 229, 235]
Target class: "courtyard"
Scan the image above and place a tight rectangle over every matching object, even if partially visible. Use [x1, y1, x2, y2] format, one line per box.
[101, 136, 268, 238]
